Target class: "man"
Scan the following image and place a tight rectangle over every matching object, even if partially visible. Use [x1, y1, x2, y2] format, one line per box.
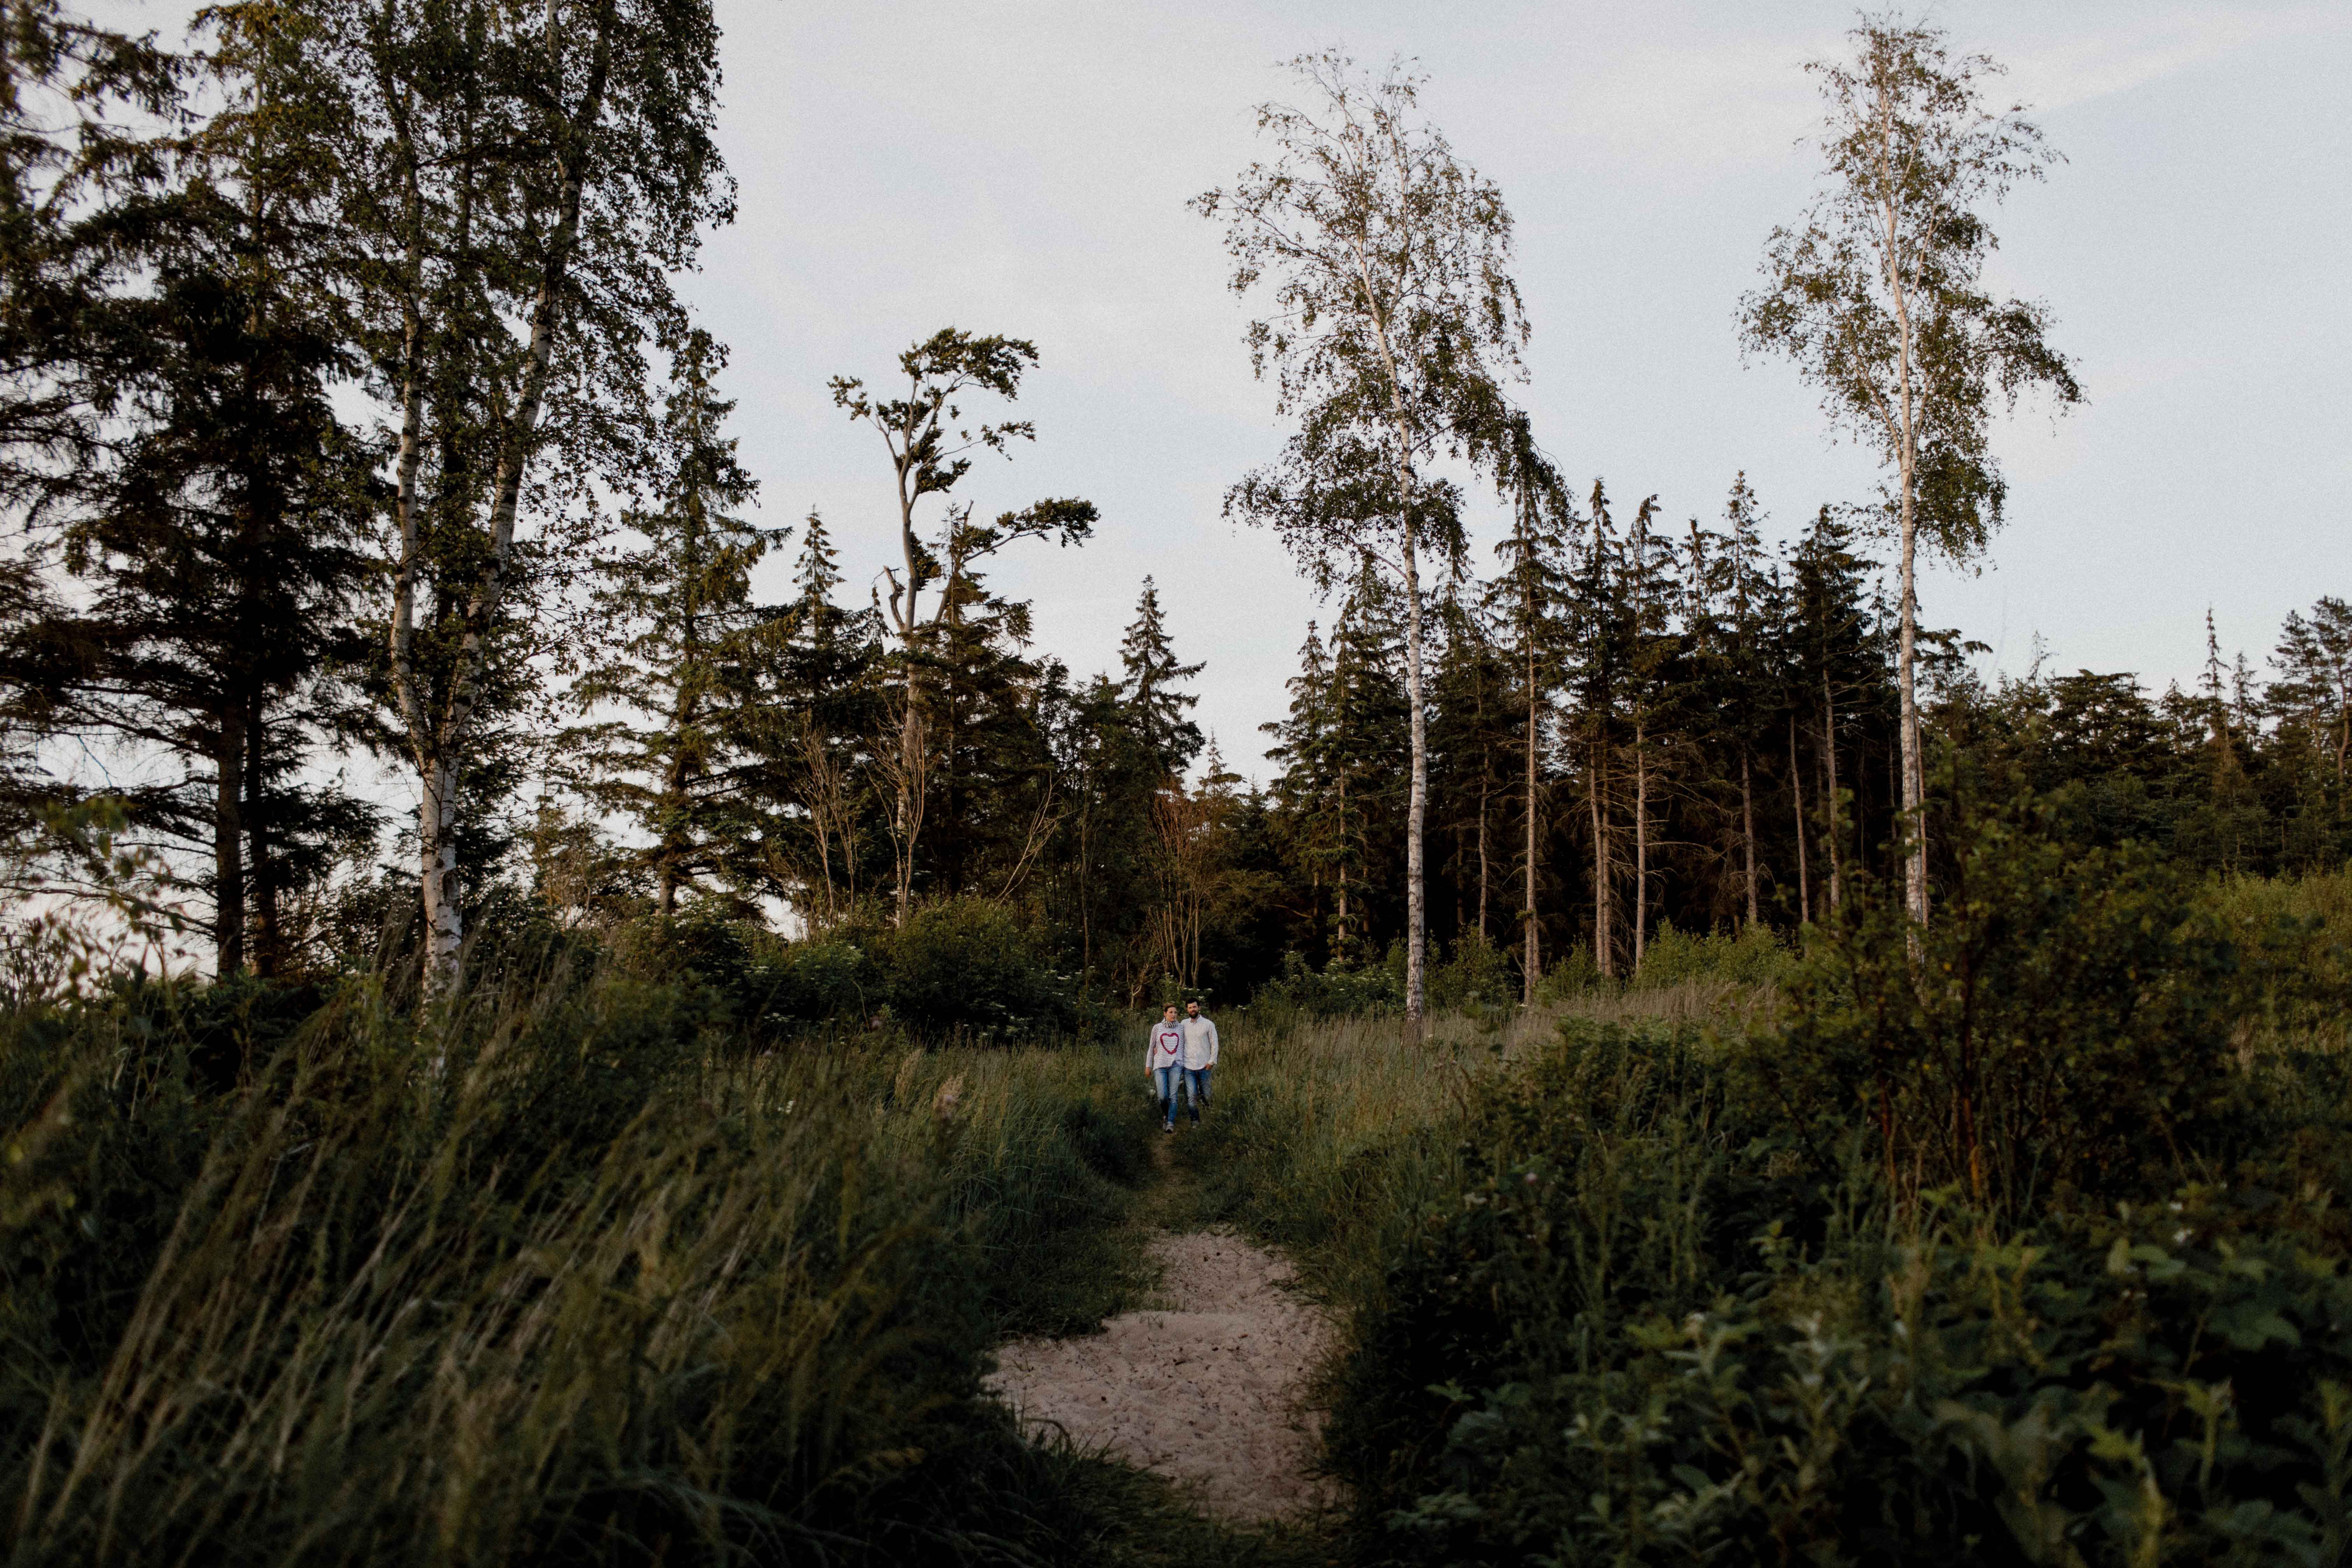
[1178, 999, 1219, 1125]
[1145, 1003, 1184, 1133]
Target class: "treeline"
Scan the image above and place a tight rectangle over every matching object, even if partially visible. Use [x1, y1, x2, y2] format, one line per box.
[1254, 488, 2351, 995]
[5, 6, 2345, 1029]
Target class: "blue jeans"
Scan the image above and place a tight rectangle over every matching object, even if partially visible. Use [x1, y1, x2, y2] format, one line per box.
[1153, 1065, 1181, 1126]
[1182, 1065, 1212, 1120]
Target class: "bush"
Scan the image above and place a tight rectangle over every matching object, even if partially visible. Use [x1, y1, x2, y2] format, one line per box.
[1535, 942, 1609, 1001]
[1629, 919, 1790, 991]
[1750, 784, 2245, 1214]
[1388, 1178, 2352, 1568]
[1426, 933, 1517, 1011]
[1249, 949, 1406, 1019]
[875, 897, 1083, 1040]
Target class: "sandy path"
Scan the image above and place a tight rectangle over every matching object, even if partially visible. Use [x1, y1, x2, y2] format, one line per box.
[987, 1228, 1337, 1522]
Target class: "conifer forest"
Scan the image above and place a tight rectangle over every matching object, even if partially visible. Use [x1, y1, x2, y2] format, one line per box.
[2, 4, 2348, 1566]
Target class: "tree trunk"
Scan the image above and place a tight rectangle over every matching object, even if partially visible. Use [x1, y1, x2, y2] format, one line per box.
[1475, 776, 1490, 944]
[1740, 745, 1758, 927]
[1896, 512, 1925, 922]
[1335, 772, 1350, 963]
[1400, 522, 1429, 1037]
[1878, 105, 1930, 927]
[420, 756, 462, 992]
[1633, 722, 1648, 973]
[213, 714, 245, 976]
[1522, 679, 1540, 1005]
[1790, 716, 1810, 926]
[387, 13, 614, 1001]
[1590, 738, 1613, 977]
[245, 694, 281, 978]
[1822, 680, 1844, 914]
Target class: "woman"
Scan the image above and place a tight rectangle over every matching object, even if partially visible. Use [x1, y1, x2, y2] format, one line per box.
[1145, 1004, 1184, 1133]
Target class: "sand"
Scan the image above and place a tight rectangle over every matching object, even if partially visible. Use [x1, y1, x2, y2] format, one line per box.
[986, 1228, 1338, 1522]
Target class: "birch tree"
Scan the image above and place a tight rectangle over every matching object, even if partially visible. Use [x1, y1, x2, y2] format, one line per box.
[1740, 13, 2080, 925]
[345, 0, 730, 994]
[1196, 50, 1526, 1036]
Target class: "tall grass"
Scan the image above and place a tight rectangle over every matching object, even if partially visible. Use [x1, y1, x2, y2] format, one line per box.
[0, 950, 1295, 1567]
[1184, 854, 2352, 1567]
[1171, 983, 1771, 1309]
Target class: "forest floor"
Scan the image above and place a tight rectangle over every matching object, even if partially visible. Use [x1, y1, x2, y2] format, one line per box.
[985, 1136, 1339, 1524]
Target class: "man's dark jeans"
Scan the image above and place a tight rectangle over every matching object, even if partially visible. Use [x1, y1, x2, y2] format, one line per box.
[1181, 1065, 1211, 1122]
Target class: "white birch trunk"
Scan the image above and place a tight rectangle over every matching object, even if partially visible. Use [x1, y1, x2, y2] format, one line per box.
[1399, 520, 1429, 1035]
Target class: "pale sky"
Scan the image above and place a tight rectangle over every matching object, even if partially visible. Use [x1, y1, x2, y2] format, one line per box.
[687, 0, 2352, 779]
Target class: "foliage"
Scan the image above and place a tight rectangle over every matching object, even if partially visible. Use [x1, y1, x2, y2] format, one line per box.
[1198, 47, 1530, 1025]
[0, 939, 1318, 1567]
[1172, 783, 2352, 1568]
[1752, 779, 2244, 1212]
[1630, 920, 1790, 992]
[872, 895, 1084, 1040]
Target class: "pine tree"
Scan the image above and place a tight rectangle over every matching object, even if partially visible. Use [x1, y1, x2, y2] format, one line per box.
[1570, 480, 1625, 976]
[564, 330, 771, 915]
[1485, 415, 1574, 1000]
[1428, 590, 1512, 948]
[30, 1, 375, 977]
[1708, 473, 1775, 927]
[1323, 559, 1409, 965]
[2268, 597, 2352, 856]
[1261, 621, 1342, 961]
[1620, 494, 1681, 971]
[1788, 507, 1878, 915]
[745, 510, 883, 927]
[1119, 577, 1205, 778]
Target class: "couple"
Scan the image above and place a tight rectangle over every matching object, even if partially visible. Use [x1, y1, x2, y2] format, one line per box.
[1144, 1000, 1219, 1134]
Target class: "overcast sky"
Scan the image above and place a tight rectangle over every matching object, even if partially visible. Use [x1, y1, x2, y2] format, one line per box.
[682, 1, 2347, 779]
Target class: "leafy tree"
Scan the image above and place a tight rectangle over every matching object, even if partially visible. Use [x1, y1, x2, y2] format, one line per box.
[828, 329, 1094, 923]
[1740, 13, 2081, 925]
[1198, 50, 1528, 1034]
[343, 0, 733, 994]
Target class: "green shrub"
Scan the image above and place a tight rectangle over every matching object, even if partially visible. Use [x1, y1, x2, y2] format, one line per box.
[1322, 1020, 1766, 1545]
[1427, 933, 1517, 1011]
[1247, 949, 1407, 1020]
[876, 897, 1082, 1040]
[1749, 785, 2245, 1214]
[1630, 919, 1790, 992]
[1535, 943, 1609, 1001]
[1391, 1189, 2352, 1568]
